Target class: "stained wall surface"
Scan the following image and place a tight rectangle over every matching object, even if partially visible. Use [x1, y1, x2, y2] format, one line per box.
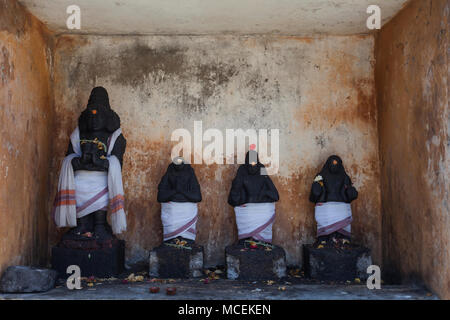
[376, 0, 449, 298]
[2, 0, 448, 300]
[20, 0, 409, 36]
[0, 0, 54, 274]
[50, 34, 381, 267]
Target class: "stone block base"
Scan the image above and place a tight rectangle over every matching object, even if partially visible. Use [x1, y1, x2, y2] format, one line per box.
[225, 242, 286, 280]
[51, 239, 125, 278]
[303, 244, 372, 281]
[0, 266, 57, 293]
[149, 243, 204, 278]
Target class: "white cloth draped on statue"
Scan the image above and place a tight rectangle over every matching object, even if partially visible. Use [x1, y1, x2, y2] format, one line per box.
[314, 201, 352, 237]
[161, 202, 198, 241]
[234, 202, 275, 243]
[74, 171, 109, 218]
[53, 127, 127, 234]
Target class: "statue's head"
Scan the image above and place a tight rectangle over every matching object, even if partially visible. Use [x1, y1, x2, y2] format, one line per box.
[245, 150, 261, 175]
[78, 87, 120, 133]
[325, 155, 344, 174]
[172, 156, 186, 171]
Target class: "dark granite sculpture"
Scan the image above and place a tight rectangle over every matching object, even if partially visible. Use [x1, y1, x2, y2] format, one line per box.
[64, 87, 126, 241]
[70, 87, 125, 172]
[150, 157, 203, 278]
[309, 155, 357, 243]
[228, 150, 279, 243]
[228, 150, 279, 207]
[157, 156, 202, 245]
[304, 155, 371, 282]
[225, 150, 286, 280]
[52, 87, 127, 278]
[157, 157, 202, 204]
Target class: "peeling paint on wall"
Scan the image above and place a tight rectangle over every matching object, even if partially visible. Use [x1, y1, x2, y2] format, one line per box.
[0, 46, 14, 85]
[50, 34, 381, 267]
[376, 0, 449, 299]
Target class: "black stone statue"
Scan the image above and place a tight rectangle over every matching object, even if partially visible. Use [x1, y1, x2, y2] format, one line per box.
[224, 150, 286, 279]
[52, 87, 127, 278]
[309, 155, 357, 243]
[303, 156, 372, 282]
[149, 157, 204, 279]
[65, 87, 126, 241]
[228, 150, 279, 207]
[157, 157, 202, 245]
[157, 157, 202, 204]
[227, 150, 279, 245]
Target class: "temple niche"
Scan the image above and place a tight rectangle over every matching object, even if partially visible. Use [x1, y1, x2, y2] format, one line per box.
[149, 157, 204, 279]
[303, 155, 372, 282]
[225, 150, 287, 280]
[51, 87, 127, 278]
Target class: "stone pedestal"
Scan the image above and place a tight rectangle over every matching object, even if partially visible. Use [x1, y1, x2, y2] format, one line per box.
[225, 242, 286, 280]
[149, 243, 204, 278]
[51, 239, 125, 278]
[303, 244, 372, 281]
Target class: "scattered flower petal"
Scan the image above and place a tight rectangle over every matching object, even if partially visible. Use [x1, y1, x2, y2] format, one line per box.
[150, 287, 160, 293]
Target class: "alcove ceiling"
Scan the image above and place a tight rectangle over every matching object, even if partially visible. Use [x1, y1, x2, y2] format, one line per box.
[19, 0, 410, 36]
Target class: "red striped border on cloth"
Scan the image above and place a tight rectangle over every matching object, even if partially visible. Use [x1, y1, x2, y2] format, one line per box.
[53, 189, 76, 206]
[317, 216, 352, 236]
[109, 194, 125, 214]
[164, 216, 198, 239]
[239, 213, 275, 240]
[51, 189, 76, 224]
[76, 187, 108, 213]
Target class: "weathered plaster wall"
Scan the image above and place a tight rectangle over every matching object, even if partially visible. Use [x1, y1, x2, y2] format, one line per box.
[0, 0, 54, 275]
[50, 34, 381, 267]
[375, 0, 449, 298]
[20, 0, 409, 36]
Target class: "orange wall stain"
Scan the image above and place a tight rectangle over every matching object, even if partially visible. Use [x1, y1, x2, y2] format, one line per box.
[376, 0, 449, 299]
[49, 34, 381, 267]
[0, 0, 54, 275]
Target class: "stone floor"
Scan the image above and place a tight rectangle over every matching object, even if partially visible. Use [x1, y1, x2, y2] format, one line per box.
[0, 278, 437, 300]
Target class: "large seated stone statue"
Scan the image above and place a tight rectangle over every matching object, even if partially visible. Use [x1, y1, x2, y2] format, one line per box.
[51, 87, 127, 277]
[225, 150, 285, 280]
[149, 157, 203, 278]
[309, 155, 358, 244]
[228, 150, 279, 243]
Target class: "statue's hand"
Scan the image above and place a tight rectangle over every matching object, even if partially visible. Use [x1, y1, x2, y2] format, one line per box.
[92, 153, 109, 170]
[312, 181, 323, 196]
[80, 151, 93, 164]
[71, 157, 82, 171]
[175, 180, 185, 194]
[345, 185, 358, 202]
[243, 179, 251, 192]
